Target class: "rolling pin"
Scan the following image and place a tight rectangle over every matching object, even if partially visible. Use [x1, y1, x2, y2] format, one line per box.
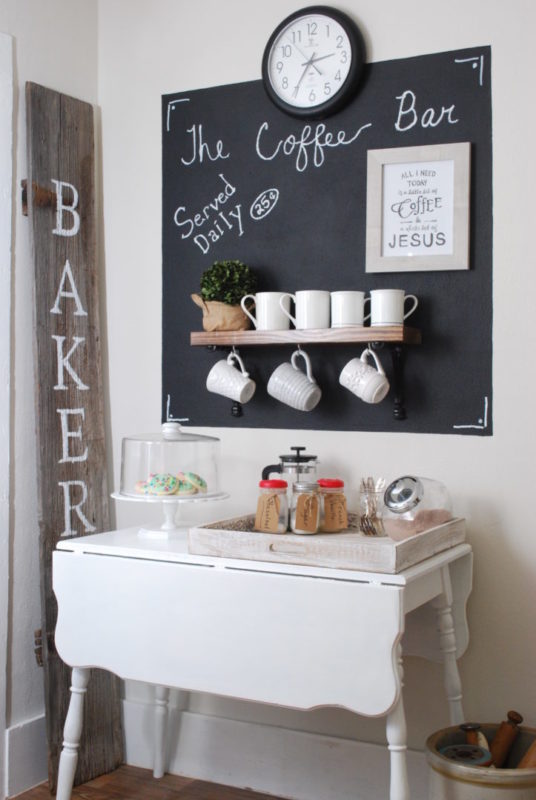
[517, 738, 536, 769]
[490, 710, 523, 767]
[460, 722, 490, 750]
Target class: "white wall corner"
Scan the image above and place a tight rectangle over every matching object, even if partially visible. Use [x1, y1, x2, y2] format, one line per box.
[0, 28, 13, 800]
[5, 715, 47, 798]
[122, 699, 428, 800]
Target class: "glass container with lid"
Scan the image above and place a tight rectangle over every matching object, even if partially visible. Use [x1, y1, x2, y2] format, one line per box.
[382, 476, 453, 540]
[113, 421, 228, 538]
[254, 479, 288, 534]
[262, 446, 318, 484]
[290, 481, 320, 535]
[317, 478, 348, 532]
[118, 421, 224, 500]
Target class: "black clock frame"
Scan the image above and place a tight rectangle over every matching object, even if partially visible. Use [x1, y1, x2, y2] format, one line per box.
[261, 5, 366, 120]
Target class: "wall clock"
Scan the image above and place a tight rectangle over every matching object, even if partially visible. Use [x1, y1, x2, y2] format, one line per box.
[261, 5, 366, 119]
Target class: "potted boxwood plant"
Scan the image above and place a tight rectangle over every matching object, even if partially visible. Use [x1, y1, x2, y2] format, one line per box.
[191, 259, 257, 331]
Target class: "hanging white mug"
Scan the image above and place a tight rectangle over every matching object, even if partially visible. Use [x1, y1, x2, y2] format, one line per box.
[339, 348, 390, 404]
[369, 289, 418, 326]
[206, 351, 256, 404]
[240, 292, 291, 330]
[267, 349, 322, 411]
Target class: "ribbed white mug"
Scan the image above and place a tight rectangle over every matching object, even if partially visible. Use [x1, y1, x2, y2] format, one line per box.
[267, 349, 321, 411]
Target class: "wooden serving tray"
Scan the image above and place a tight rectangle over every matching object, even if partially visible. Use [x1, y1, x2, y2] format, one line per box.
[188, 515, 466, 574]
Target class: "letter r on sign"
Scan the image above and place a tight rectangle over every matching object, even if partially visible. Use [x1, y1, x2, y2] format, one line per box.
[58, 480, 96, 537]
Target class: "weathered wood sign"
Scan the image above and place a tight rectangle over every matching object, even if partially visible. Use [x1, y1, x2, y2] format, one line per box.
[25, 82, 123, 789]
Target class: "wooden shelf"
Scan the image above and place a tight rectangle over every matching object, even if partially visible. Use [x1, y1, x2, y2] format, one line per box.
[190, 325, 421, 347]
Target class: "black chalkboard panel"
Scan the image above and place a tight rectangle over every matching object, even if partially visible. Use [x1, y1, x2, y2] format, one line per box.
[162, 46, 492, 435]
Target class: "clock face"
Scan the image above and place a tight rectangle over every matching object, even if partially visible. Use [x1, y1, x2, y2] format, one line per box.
[262, 7, 365, 118]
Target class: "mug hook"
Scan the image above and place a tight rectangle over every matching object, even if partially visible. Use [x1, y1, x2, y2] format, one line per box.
[291, 346, 314, 382]
[361, 346, 385, 376]
[228, 346, 248, 377]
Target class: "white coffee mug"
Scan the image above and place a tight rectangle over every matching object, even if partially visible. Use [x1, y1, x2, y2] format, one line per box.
[331, 291, 370, 327]
[339, 348, 390, 404]
[279, 290, 330, 330]
[267, 349, 321, 411]
[370, 289, 418, 326]
[206, 351, 256, 404]
[240, 292, 291, 331]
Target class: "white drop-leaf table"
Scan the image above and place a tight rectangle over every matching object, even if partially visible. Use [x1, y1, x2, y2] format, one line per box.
[53, 527, 472, 800]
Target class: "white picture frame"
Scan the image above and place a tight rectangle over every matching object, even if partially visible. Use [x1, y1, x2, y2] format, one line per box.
[365, 142, 471, 273]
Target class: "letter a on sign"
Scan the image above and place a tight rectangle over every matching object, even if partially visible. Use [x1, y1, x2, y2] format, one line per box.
[25, 82, 123, 789]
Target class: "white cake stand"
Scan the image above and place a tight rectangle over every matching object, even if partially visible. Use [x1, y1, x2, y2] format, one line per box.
[111, 490, 229, 539]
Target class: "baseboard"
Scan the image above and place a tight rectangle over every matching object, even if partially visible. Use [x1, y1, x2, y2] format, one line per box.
[5, 714, 48, 798]
[123, 699, 428, 800]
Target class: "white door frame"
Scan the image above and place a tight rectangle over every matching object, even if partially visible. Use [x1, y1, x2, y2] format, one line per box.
[0, 30, 13, 800]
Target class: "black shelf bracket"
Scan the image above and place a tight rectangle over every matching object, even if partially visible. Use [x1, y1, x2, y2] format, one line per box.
[390, 344, 407, 421]
[369, 341, 407, 419]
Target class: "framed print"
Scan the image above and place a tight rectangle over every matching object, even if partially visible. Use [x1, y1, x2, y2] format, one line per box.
[366, 142, 471, 273]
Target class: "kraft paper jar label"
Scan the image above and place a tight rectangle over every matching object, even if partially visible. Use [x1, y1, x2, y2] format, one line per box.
[322, 493, 348, 532]
[295, 494, 319, 533]
[255, 493, 281, 533]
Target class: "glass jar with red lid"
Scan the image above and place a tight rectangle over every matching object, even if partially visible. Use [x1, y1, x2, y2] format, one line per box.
[317, 478, 348, 532]
[254, 479, 288, 533]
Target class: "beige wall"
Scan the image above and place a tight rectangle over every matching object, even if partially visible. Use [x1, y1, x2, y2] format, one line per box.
[0, 29, 13, 799]
[98, 0, 536, 749]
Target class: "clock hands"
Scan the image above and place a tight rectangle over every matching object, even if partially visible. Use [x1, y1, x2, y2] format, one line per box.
[293, 52, 318, 98]
[301, 52, 335, 68]
[287, 38, 323, 76]
[293, 51, 336, 98]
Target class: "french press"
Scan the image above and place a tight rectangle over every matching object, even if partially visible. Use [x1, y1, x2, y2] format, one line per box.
[262, 446, 318, 484]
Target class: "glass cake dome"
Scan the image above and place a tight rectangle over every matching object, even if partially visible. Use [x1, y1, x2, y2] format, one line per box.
[117, 421, 224, 501]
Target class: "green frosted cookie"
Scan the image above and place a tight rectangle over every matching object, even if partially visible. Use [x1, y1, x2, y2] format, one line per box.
[144, 472, 178, 495]
[178, 471, 207, 493]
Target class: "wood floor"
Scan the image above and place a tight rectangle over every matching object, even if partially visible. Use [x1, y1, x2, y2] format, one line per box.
[14, 765, 285, 800]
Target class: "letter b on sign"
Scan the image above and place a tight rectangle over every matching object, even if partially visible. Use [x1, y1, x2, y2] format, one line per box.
[52, 179, 80, 237]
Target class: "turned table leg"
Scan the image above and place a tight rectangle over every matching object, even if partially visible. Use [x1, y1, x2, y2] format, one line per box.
[386, 645, 410, 800]
[433, 565, 465, 725]
[56, 667, 91, 800]
[153, 685, 170, 779]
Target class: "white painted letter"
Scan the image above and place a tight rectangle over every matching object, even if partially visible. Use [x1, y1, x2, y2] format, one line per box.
[57, 408, 88, 463]
[58, 480, 96, 536]
[52, 179, 80, 237]
[395, 90, 418, 132]
[50, 259, 87, 316]
[52, 335, 89, 391]
[255, 122, 281, 162]
[193, 234, 210, 254]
